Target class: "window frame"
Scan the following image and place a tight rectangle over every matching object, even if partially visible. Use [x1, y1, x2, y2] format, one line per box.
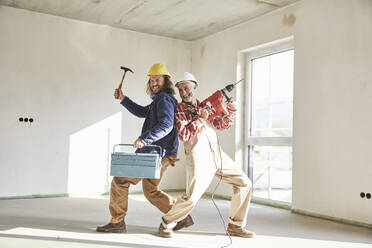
[244, 39, 294, 204]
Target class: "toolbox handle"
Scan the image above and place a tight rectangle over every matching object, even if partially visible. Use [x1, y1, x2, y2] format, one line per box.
[113, 143, 163, 156]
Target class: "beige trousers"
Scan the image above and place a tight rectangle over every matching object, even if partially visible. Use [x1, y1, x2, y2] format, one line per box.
[109, 156, 177, 224]
[162, 124, 252, 228]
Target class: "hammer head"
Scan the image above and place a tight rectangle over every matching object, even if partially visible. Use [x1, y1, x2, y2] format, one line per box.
[120, 66, 134, 74]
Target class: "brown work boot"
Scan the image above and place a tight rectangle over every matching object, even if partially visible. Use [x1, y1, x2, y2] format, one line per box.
[227, 223, 255, 238]
[96, 221, 126, 233]
[158, 223, 173, 238]
[173, 215, 194, 231]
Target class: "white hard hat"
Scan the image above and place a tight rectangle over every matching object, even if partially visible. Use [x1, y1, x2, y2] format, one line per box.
[176, 72, 198, 86]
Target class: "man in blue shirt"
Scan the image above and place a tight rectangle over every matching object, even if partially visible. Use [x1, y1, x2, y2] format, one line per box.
[97, 63, 193, 233]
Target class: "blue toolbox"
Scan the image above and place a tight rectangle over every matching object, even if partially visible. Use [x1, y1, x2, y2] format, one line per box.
[110, 144, 162, 179]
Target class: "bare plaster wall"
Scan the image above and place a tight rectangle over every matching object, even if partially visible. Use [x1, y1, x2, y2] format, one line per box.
[0, 6, 190, 197]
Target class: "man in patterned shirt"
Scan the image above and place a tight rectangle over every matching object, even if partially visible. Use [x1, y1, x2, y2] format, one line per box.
[158, 72, 255, 238]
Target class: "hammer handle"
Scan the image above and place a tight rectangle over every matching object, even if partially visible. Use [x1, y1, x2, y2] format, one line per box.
[118, 82, 123, 89]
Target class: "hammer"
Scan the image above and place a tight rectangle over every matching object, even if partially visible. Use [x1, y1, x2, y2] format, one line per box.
[118, 66, 134, 89]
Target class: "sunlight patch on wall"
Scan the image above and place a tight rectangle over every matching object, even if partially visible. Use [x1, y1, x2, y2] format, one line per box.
[68, 112, 121, 196]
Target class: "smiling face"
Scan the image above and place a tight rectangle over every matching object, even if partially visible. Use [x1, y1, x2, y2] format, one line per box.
[149, 75, 165, 94]
[177, 81, 197, 103]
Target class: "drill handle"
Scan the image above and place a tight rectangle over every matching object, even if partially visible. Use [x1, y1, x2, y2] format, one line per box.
[221, 89, 232, 102]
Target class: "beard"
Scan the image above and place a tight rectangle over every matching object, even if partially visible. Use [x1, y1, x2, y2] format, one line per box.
[181, 92, 194, 103]
[151, 85, 163, 93]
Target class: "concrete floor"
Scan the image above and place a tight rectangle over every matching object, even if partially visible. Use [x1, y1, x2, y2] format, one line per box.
[0, 193, 371, 248]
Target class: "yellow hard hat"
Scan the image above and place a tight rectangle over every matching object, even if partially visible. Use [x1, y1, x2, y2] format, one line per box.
[147, 63, 171, 77]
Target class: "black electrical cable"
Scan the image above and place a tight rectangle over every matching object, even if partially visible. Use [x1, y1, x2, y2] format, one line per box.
[210, 137, 232, 248]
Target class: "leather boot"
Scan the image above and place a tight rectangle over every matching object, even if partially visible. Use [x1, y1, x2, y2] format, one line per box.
[173, 214, 194, 231]
[96, 220, 126, 233]
[158, 223, 173, 238]
[227, 223, 255, 238]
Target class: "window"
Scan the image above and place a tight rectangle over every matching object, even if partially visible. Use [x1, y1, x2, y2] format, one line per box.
[247, 49, 294, 203]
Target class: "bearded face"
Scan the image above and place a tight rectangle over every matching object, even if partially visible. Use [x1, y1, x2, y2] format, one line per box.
[149, 75, 165, 94]
[177, 81, 196, 103]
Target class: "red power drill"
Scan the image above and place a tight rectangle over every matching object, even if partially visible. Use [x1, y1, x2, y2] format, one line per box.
[201, 79, 243, 120]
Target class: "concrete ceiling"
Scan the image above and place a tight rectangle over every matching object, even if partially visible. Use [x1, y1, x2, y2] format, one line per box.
[0, 0, 300, 41]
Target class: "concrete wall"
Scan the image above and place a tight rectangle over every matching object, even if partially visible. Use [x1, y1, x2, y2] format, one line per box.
[292, 0, 372, 224]
[0, 6, 190, 197]
[190, 0, 372, 224]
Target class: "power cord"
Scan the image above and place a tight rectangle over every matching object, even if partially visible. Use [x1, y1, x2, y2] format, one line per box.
[210, 138, 232, 248]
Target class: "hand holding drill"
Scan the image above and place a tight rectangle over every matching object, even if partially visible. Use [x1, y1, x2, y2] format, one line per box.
[226, 101, 236, 111]
[199, 108, 209, 121]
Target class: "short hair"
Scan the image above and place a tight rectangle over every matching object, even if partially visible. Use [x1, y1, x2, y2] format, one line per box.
[146, 75, 176, 95]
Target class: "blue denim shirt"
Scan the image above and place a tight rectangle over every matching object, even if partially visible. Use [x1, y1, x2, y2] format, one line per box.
[120, 92, 179, 157]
